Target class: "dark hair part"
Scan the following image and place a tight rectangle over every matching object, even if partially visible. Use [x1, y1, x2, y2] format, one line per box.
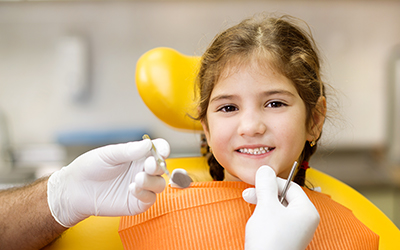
[196, 14, 326, 186]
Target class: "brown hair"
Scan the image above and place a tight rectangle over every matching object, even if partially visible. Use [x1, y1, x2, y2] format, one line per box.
[196, 14, 326, 186]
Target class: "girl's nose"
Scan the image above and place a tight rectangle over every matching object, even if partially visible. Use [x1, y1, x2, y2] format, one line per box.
[237, 110, 267, 137]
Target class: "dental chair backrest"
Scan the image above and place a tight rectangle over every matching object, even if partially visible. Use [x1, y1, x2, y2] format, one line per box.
[136, 47, 202, 132]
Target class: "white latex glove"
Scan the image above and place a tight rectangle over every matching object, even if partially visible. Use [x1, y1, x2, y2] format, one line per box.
[243, 166, 320, 250]
[47, 138, 169, 228]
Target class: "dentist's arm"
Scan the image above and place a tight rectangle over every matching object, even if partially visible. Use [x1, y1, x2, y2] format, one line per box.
[0, 139, 169, 250]
[243, 166, 320, 250]
[0, 177, 65, 250]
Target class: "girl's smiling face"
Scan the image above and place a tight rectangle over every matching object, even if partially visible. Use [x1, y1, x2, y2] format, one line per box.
[202, 62, 315, 185]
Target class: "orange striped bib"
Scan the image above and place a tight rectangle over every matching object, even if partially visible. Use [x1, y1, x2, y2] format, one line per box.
[119, 181, 379, 249]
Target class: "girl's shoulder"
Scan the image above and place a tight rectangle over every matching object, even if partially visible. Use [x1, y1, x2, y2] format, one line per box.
[303, 188, 379, 250]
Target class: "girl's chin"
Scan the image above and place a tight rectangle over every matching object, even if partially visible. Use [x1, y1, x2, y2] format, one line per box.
[224, 165, 263, 184]
[223, 169, 253, 184]
[236, 172, 257, 185]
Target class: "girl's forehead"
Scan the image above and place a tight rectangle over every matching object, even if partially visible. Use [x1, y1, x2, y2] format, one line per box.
[213, 65, 296, 98]
[219, 53, 283, 81]
[212, 56, 300, 98]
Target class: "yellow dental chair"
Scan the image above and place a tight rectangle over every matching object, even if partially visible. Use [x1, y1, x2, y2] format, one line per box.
[45, 47, 400, 250]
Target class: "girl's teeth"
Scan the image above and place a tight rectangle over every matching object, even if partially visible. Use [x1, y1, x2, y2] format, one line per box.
[238, 147, 272, 155]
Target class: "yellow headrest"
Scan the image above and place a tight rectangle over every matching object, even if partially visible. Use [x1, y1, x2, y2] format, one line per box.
[136, 47, 203, 131]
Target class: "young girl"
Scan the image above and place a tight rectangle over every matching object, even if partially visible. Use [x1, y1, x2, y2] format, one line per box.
[119, 14, 379, 249]
[197, 14, 325, 188]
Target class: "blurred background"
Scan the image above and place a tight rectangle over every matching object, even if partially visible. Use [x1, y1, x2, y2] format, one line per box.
[0, 0, 399, 227]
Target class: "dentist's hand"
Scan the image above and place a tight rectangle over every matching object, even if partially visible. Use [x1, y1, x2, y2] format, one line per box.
[243, 166, 320, 250]
[47, 138, 169, 228]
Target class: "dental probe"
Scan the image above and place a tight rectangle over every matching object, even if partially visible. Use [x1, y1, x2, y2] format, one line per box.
[142, 134, 192, 188]
[279, 161, 298, 204]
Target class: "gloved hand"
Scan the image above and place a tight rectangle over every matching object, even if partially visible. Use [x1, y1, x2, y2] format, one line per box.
[47, 138, 169, 228]
[243, 166, 320, 250]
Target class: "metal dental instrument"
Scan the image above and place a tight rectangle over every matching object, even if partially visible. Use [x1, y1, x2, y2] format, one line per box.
[279, 161, 298, 204]
[142, 134, 192, 188]
[143, 134, 170, 177]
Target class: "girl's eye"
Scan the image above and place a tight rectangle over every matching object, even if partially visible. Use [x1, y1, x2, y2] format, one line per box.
[266, 101, 287, 108]
[218, 105, 238, 113]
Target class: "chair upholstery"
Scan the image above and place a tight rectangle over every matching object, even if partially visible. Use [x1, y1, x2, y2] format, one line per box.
[136, 47, 202, 131]
[45, 47, 400, 249]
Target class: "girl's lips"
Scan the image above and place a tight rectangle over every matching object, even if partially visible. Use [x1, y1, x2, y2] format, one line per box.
[235, 146, 275, 155]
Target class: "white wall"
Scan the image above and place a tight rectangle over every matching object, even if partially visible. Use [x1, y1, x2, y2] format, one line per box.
[0, 1, 399, 156]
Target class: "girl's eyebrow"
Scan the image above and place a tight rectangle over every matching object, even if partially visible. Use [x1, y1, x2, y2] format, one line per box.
[209, 94, 236, 103]
[210, 89, 296, 103]
[262, 89, 296, 97]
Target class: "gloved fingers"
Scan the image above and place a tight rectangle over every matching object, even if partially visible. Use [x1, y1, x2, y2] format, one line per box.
[277, 176, 319, 222]
[128, 184, 157, 215]
[137, 200, 155, 213]
[278, 178, 315, 209]
[242, 166, 281, 205]
[242, 188, 257, 204]
[99, 140, 152, 165]
[281, 181, 321, 230]
[254, 165, 279, 205]
[151, 138, 170, 159]
[276, 176, 287, 192]
[243, 168, 304, 206]
[129, 183, 158, 204]
[134, 171, 166, 194]
[144, 156, 166, 176]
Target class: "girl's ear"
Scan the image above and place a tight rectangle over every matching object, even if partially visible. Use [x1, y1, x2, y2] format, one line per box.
[307, 96, 327, 141]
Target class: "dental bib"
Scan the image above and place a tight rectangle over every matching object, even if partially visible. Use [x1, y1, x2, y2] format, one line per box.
[119, 181, 379, 250]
